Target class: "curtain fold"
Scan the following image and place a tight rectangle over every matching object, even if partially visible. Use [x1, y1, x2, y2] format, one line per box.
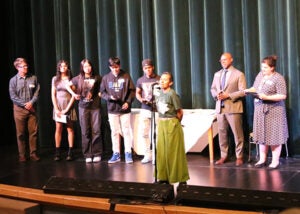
[5, 0, 300, 155]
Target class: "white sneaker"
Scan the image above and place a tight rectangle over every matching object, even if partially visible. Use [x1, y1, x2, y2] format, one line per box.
[85, 158, 92, 163]
[93, 156, 101, 162]
[141, 157, 151, 164]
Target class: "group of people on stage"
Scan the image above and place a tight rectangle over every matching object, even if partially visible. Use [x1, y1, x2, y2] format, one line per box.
[9, 57, 189, 185]
[211, 52, 289, 169]
[8, 52, 288, 186]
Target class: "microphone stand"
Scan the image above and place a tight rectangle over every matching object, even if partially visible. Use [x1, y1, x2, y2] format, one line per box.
[151, 84, 158, 183]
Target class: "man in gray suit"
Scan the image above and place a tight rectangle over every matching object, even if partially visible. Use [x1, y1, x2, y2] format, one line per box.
[210, 52, 246, 166]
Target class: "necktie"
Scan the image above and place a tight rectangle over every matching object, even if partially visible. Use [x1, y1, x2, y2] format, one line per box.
[221, 70, 227, 107]
[221, 69, 227, 90]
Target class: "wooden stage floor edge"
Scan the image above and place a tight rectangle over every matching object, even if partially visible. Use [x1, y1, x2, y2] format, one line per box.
[0, 184, 262, 214]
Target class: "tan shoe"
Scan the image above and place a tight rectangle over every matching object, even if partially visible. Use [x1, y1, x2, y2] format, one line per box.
[30, 153, 40, 161]
[19, 156, 26, 162]
[235, 158, 243, 166]
[215, 157, 226, 165]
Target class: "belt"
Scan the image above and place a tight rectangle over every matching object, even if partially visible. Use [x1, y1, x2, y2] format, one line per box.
[14, 104, 24, 109]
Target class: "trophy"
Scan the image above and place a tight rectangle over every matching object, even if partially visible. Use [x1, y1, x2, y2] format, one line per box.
[82, 79, 95, 102]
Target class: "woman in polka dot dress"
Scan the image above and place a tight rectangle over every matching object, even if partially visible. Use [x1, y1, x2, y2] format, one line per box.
[244, 55, 288, 169]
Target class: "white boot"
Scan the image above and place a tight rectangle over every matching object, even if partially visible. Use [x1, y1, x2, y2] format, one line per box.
[141, 149, 152, 164]
[269, 145, 282, 168]
[255, 144, 267, 167]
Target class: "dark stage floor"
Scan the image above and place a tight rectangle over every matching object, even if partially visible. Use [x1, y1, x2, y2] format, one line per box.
[1, 144, 300, 212]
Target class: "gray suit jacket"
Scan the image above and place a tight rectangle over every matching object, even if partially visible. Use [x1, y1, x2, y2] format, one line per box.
[210, 66, 246, 114]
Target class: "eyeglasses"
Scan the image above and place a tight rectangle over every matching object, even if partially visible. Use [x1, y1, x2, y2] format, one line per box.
[219, 59, 228, 62]
[18, 65, 28, 69]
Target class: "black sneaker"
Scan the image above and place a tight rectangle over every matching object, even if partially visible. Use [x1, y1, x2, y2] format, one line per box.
[158, 180, 169, 184]
[54, 148, 60, 161]
[66, 151, 73, 161]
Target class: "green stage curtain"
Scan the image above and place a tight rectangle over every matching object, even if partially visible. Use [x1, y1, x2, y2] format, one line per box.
[3, 0, 300, 155]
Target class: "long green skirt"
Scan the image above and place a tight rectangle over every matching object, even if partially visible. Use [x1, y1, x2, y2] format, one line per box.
[155, 118, 190, 183]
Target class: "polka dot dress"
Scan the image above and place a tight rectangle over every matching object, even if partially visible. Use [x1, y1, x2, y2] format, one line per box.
[252, 72, 289, 145]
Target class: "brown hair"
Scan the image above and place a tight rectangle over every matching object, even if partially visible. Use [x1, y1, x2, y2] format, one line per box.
[262, 55, 278, 68]
[13, 58, 27, 69]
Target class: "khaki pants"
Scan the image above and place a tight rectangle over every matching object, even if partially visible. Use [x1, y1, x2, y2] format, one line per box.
[13, 105, 38, 157]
